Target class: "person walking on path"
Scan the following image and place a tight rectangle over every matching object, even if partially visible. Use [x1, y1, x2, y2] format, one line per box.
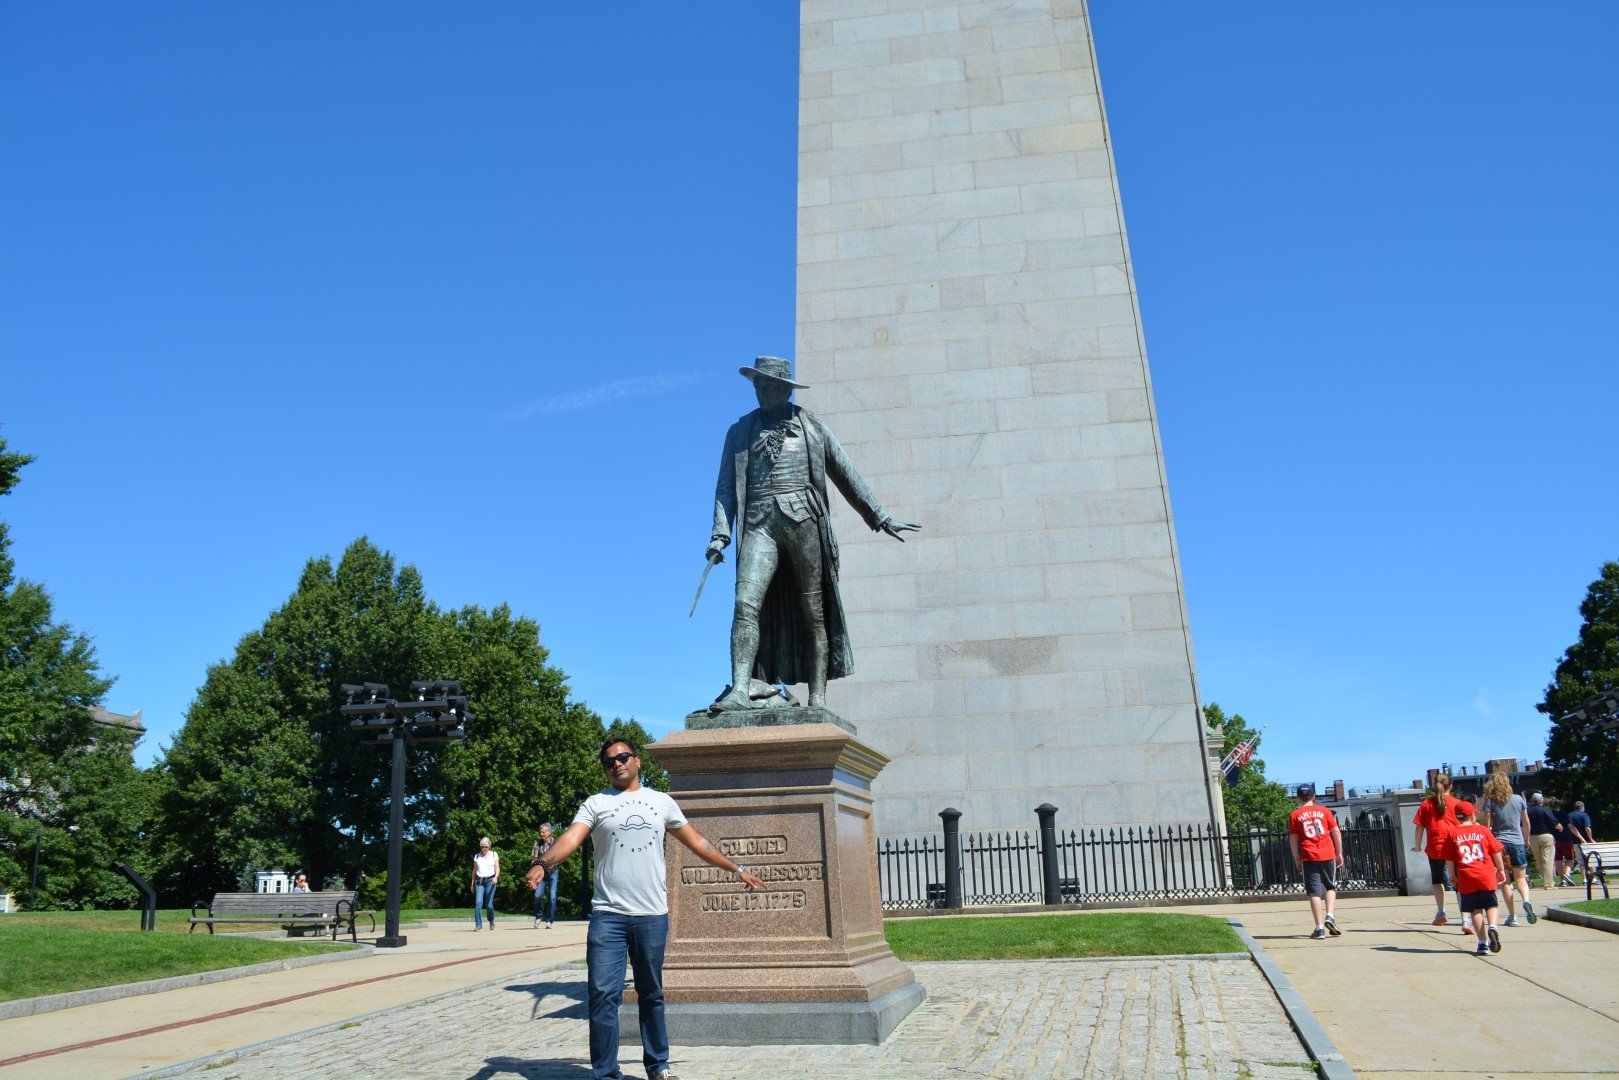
[528, 737, 767, 1080]
[1288, 783, 1343, 939]
[1482, 772, 1536, 926]
[1551, 797, 1579, 885]
[1412, 773, 1460, 925]
[1566, 800, 1598, 883]
[1527, 792, 1562, 891]
[471, 837, 500, 931]
[1442, 800, 1507, 956]
[531, 824, 559, 929]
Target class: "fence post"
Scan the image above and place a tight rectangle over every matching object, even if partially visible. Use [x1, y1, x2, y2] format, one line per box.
[1035, 803, 1061, 905]
[940, 807, 962, 908]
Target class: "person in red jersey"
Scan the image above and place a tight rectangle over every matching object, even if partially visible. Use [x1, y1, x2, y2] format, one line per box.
[1442, 800, 1507, 957]
[1411, 772, 1459, 926]
[1288, 783, 1344, 939]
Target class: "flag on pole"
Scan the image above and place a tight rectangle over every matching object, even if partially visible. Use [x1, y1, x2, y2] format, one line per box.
[1220, 728, 1263, 785]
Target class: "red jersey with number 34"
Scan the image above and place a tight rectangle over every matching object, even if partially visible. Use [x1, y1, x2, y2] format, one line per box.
[1288, 804, 1337, 861]
[1441, 824, 1503, 893]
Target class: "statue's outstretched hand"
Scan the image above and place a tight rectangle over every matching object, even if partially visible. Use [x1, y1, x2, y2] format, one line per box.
[881, 520, 922, 542]
[705, 539, 727, 563]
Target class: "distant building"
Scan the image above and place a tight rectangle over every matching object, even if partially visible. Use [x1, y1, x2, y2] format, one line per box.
[90, 705, 145, 737]
[255, 870, 291, 894]
[1426, 758, 1557, 803]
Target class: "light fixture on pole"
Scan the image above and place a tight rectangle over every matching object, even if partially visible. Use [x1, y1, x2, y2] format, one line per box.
[341, 680, 472, 948]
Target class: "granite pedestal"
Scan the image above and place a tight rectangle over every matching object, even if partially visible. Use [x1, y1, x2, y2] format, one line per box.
[621, 721, 924, 1045]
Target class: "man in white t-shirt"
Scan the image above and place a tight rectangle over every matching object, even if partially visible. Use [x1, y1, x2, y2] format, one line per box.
[528, 737, 766, 1080]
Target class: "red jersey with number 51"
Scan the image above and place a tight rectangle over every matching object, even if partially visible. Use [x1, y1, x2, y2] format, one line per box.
[1441, 824, 1503, 893]
[1288, 804, 1337, 861]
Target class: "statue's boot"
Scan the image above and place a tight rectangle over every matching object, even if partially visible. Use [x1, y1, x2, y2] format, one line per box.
[710, 684, 760, 712]
[802, 588, 829, 709]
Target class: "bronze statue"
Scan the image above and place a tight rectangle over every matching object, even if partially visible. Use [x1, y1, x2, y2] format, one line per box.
[705, 357, 919, 712]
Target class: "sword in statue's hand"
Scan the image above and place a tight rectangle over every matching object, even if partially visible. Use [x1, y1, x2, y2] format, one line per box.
[689, 550, 723, 617]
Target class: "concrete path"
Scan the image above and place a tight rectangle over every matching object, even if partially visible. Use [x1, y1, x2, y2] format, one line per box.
[158, 955, 1311, 1080]
[1197, 892, 1619, 1079]
[0, 919, 587, 1079]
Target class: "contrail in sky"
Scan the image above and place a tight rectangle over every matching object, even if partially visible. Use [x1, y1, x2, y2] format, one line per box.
[500, 372, 704, 421]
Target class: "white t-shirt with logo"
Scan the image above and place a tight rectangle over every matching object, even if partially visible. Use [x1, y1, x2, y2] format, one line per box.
[573, 787, 687, 916]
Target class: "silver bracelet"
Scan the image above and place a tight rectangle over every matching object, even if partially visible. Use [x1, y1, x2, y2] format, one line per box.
[735, 864, 748, 876]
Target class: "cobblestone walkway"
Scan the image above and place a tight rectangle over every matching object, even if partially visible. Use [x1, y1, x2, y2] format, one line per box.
[170, 957, 1312, 1079]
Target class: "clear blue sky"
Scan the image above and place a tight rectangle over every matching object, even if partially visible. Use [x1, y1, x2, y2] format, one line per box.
[3, 3, 1615, 790]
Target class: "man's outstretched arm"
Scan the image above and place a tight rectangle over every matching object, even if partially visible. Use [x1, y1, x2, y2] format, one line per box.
[668, 824, 768, 891]
[524, 822, 591, 889]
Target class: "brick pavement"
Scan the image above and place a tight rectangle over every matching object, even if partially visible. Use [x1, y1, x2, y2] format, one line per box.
[167, 956, 1314, 1079]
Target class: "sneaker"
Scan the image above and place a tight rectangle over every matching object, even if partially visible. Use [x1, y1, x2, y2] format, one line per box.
[1309, 927, 1327, 940]
[1325, 914, 1341, 937]
[1488, 925, 1501, 953]
[1504, 916, 1519, 927]
[1431, 912, 1448, 926]
[1560, 876, 1574, 887]
[533, 917, 540, 929]
[1524, 902, 1538, 925]
[650, 1070, 679, 1080]
[1475, 943, 1489, 955]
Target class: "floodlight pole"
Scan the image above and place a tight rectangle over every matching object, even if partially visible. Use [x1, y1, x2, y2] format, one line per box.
[343, 681, 469, 950]
[380, 731, 409, 948]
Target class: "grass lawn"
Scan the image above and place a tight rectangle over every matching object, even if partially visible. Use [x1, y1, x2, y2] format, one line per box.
[883, 911, 1244, 962]
[0, 924, 356, 1001]
[1566, 898, 1619, 920]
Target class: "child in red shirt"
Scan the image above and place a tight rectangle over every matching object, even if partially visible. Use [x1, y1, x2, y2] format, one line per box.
[1288, 784, 1343, 939]
[1411, 772, 1459, 925]
[1441, 800, 1507, 956]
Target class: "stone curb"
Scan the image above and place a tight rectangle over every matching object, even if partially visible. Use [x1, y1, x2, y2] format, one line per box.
[1545, 902, 1619, 935]
[130, 959, 572, 1080]
[1227, 918, 1356, 1080]
[0, 943, 372, 1021]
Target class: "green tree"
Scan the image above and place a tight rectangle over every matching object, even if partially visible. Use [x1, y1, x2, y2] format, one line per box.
[0, 428, 146, 909]
[148, 538, 617, 910]
[1205, 702, 1292, 830]
[1539, 561, 1619, 831]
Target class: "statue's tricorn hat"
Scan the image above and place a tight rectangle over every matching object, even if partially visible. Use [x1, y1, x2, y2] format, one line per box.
[739, 355, 809, 389]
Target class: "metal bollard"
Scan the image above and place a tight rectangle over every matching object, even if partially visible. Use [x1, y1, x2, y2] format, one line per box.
[940, 807, 963, 908]
[1035, 803, 1061, 906]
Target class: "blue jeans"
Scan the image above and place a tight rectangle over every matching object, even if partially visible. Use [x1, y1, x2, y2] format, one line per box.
[533, 871, 559, 924]
[472, 878, 497, 928]
[586, 911, 668, 1080]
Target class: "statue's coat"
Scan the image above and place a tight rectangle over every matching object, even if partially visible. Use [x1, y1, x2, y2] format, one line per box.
[711, 404, 890, 686]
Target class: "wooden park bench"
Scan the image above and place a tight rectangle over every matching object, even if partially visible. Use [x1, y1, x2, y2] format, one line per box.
[1578, 842, 1618, 902]
[188, 891, 375, 942]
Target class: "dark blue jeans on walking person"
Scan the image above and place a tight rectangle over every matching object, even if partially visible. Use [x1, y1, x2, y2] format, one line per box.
[585, 911, 669, 1080]
[473, 877, 497, 929]
[533, 870, 559, 925]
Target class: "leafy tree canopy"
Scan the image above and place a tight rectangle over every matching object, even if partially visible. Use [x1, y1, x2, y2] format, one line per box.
[148, 537, 627, 910]
[0, 427, 145, 909]
[1205, 702, 1292, 830]
[1540, 561, 1619, 831]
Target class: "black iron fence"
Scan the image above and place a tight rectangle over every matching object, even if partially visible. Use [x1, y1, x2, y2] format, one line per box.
[878, 807, 1402, 910]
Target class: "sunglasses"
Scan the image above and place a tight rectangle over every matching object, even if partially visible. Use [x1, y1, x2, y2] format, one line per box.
[602, 751, 636, 767]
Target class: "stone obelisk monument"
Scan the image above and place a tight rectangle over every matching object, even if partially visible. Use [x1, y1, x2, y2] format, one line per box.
[794, 0, 1218, 837]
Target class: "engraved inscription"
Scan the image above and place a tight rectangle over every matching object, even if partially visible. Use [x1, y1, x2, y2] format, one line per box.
[700, 890, 807, 912]
[718, 836, 787, 857]
[682, 862, 824, 886]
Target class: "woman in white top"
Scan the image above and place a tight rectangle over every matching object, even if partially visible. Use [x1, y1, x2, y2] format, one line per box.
[471, 837, 500, 930]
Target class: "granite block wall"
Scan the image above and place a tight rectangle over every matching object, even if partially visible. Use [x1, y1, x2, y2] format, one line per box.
[795, 0, 1217, 838]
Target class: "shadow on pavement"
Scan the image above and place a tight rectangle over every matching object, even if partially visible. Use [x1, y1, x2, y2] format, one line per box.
[1372, 945, 1457, 954]
[505, 978, 588, 1021]
[463, 1056, 594, 1079]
